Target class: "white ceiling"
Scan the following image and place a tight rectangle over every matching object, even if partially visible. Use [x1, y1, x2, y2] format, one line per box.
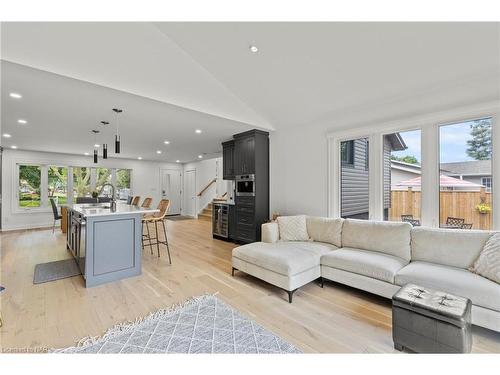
[1, 22, 499, 159]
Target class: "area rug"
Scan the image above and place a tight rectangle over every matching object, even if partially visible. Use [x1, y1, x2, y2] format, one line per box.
[33, 258, 81, 284]
[166, 215, 194, 221]
[53, 294, 300, 354]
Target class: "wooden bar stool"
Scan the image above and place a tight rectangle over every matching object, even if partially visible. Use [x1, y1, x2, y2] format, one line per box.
[131, 196, 141, 206]
[141, 197, 153, 208]
[142, 199, 171, 263]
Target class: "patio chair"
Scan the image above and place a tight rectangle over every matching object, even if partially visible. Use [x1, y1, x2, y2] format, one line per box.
[446, 217, 465, 227]
[461, 223, 473, 229]
[408, 219, 421, 227]
[401, 214, 414, 222]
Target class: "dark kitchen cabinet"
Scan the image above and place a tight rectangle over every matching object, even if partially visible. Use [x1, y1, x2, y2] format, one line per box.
[234, 135, 255, 175]
[222, 140, 235, 180]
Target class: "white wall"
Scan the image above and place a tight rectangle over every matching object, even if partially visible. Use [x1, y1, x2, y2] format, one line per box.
[1, 149, 181, 230]
[183, 157, 228, 215]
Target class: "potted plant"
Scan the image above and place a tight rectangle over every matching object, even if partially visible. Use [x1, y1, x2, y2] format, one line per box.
[476, 201, 491, 214]
[91, 191, 99, 199]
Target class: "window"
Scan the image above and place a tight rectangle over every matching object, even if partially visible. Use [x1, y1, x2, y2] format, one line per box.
[341, 140, 354, 166]
[439, 118, 493, 230]
[18, 165, 41, 208]
[72, 167, 92, 202]
[340, 137, 369, 219]
[95, 167, 112, 195]
[482, 177, 492, 193]
[384, 130, 422, 225]
[48, 166, 68, 205]
[116, 169, 131, 200]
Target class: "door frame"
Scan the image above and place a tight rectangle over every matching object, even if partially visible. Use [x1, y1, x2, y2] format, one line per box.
[183, 168, 197, 218]
[160, 168, 183, 215]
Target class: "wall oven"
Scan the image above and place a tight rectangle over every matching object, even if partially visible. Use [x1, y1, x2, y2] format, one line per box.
[236, 174, 255, 196]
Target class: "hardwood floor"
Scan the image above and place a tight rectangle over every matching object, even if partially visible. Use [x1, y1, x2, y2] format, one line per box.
[1, 219, 499, 353]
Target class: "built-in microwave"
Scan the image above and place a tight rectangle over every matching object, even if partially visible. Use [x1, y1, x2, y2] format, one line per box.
[236, 174, 255, 196]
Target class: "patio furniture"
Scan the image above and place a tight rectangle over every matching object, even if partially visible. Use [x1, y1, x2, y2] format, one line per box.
[49, 198, 62, 233]
[446, 217, 465, 227]
[408, 219, 421, 227]
[401, 214, 413, 222]
[461, 223, 473, 230]
[392, 284, 472, 353]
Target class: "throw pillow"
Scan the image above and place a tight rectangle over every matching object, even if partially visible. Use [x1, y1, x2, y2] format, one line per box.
[306, 217, 344, 247]
[276, 215, 310, 241]
[471, 233, 500, 284]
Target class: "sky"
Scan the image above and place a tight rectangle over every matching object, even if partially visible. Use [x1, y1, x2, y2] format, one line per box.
[391, 118, 492, 164]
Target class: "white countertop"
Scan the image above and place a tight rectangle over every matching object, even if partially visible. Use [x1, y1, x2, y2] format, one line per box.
[62, 202, 159, 217]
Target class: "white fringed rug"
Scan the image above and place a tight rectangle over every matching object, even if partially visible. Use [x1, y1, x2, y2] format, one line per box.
[53, 294, 300, 354]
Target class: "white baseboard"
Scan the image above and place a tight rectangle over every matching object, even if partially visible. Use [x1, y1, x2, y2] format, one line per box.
[1, 223, 54, 232]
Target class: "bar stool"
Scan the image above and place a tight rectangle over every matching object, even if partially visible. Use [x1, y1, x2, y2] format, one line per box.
[142, 199, 171, 263]
[131, 196, 141, 206]
[141, 197, 153, 208]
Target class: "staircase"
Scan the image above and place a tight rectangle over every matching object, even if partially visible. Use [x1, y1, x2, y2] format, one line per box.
[198, 202, 212, 222]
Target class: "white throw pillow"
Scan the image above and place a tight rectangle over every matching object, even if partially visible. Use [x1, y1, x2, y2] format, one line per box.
[471, 233, 500, 284]
[277, 215, 310, 241]
[306, 216, 343, 247]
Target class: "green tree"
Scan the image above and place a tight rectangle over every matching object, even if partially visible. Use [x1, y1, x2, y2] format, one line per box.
[390, 155, 419, 165]
[73, 167, 91, 198]
[19, 165, 41, 191]
[48, 167, 68, 197]
[467, 119, 492, 160]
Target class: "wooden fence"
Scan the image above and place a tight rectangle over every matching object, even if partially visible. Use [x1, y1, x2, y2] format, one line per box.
[388, 187, 493, 230]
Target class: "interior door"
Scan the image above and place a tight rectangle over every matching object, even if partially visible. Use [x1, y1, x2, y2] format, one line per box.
[184, 169, 196, 217]
[161, 169, 182, 215]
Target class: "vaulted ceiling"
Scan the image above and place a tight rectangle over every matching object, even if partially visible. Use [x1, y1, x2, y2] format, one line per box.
[1, 22, 498, 161]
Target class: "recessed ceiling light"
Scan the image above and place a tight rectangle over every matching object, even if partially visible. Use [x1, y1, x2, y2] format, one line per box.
[198, 155, 203, 159]
[195, 129, 202, 134]
[9, 92, 22, 99]
[176, 160, 180, 163]
[156, 150, 162, 154]
[11, 145, 18, 149]
[138, 157, 143, 160]
[94, 144, 100, 148]
[164, 140, 170, 145]
[84, 152, 90, 156]
[17, 119, 27, 124]
[249, 45, 259, 53]
[3, 133, 12, 138]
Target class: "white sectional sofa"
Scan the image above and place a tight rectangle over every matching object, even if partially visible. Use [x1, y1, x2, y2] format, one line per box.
[231, 218, 500, 332]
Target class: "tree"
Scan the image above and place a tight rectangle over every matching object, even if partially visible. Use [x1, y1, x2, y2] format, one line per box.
[390, 155, 419, 165]
[19, 165, 41, 192]
[467, 119, 492, 160]
[48, 167, 67, 197]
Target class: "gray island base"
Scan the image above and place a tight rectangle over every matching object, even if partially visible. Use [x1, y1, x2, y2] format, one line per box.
[63, 203, 159, 287]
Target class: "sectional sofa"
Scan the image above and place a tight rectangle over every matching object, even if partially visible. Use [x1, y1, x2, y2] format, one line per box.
[231, 218, 500, 332]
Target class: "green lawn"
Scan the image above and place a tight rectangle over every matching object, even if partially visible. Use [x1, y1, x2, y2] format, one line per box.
[19, 192, 67, 207]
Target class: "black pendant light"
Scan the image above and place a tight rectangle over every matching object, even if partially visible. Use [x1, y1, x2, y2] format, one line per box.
[91, 129, 100, 164]
[100, 121, 109, 159]
[112, 108, 123, 153]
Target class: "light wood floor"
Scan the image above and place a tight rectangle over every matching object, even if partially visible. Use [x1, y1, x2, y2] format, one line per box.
[1, 219, 499, 353]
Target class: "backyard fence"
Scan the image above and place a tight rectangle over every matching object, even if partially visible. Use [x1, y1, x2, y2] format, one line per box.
[388, 187, 493, 230]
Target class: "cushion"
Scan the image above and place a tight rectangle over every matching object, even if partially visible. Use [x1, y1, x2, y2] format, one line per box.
[342, 219, 412, 261]
[411, 227, 493, 269]
[395, 261, 500, 312]
[321, 247, 408, 283]
[277, 215, 310, 241]
[471, 233, 500, 284]
[306, 217, 343, 247]
[232, 241, 336, 276]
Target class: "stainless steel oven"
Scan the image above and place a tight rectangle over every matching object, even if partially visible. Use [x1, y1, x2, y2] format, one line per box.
[236, 174, 255, 196]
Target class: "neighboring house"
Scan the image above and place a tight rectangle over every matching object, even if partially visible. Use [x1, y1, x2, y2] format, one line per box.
[390, 160, 421, 186]
[341, 133, 406, 219]
[440, 160, 492, 192]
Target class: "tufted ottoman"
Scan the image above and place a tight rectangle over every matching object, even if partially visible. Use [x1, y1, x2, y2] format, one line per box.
[392, 284, 472, 353]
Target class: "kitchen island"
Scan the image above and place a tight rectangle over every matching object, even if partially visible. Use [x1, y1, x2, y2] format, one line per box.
[64, 202, 158, 287]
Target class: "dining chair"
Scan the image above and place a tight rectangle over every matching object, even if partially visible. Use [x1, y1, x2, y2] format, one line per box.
[142, 199, 171, 263]
[141, 197, 153, 209]
[131, 196, 141, 206]
[126, 196, 133, 205]
[49, 198, 62, 233]
[446, 217, 465, 227]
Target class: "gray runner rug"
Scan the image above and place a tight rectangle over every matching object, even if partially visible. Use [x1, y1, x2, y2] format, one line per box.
[53, 294, 300, 354]
[33, 258, 81, 284]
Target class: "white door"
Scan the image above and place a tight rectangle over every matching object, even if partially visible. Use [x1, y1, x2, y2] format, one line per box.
[184, 170, 196, 217]
[161, 169, 182, 215]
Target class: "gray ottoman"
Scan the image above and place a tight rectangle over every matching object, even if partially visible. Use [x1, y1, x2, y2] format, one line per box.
[392, 284, 472, 353]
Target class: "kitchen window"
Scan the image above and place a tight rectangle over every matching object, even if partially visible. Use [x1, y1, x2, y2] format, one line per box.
[48, 166, 68, 205]
[18, 164, 41, 208]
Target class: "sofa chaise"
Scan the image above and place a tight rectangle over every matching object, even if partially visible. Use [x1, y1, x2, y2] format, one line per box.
[231, 218, 500, 332]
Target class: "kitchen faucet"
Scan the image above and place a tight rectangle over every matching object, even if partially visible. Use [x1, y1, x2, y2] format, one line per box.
[99, 183, 116, 211]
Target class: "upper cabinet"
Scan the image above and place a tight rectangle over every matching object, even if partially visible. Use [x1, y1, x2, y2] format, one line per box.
[222, 140, 235, 180]
[234, 134, 256, 175]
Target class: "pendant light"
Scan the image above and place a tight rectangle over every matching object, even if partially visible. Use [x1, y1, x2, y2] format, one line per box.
[100, 121, 109, 159]
[91, 129, 100, 163]
[112, 108, 123, 153]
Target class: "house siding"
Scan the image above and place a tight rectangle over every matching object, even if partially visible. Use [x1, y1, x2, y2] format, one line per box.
[341, 138, 369, 218]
